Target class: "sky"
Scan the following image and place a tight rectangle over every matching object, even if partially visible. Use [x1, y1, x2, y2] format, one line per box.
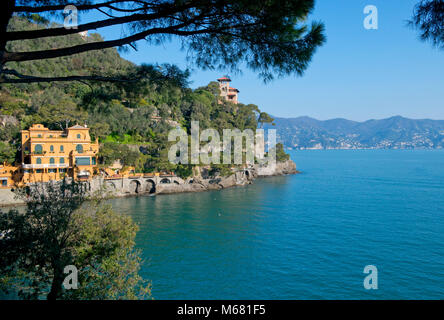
[82, 0, 443, 121]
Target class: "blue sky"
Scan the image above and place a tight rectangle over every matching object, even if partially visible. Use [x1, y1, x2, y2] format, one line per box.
[82, 0, 443, 121]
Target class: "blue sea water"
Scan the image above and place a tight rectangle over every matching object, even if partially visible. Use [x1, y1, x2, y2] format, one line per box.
[110, 150, 444, 299]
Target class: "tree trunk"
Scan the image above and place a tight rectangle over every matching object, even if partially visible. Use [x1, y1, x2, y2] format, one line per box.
[47, 262, 64, 300]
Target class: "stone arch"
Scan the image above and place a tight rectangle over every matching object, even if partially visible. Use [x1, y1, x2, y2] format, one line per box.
[129, 180, 141, 193]
[105, 181, 116, 190]
[173, 180, 180, 185]
[145, 179, 156, 193]
[160, 178, 171, 184]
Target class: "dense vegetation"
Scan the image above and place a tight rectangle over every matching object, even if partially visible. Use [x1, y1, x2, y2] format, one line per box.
[0, 16, 284, 176]
[0, 180, 151, 300]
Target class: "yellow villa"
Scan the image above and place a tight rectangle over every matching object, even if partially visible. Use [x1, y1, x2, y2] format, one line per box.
[19, 124, 99, 184]
[0, 163, 17, 188]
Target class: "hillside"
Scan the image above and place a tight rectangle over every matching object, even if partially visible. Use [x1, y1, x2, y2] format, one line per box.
[265, 116, 444, 149]
[0, 16, 268, 177]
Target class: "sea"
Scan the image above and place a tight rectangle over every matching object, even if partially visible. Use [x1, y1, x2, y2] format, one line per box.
[109, 150, 444, 299]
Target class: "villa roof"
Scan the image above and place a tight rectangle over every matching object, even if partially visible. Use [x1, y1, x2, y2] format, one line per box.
[217, 76, 231, 81]
[229, 87, 239, 92]
[68, 124, 87, 129]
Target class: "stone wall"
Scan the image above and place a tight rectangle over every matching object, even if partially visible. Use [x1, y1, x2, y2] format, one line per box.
[0, 160, 298, 206]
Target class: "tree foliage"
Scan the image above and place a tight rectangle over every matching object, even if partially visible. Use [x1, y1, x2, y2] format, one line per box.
[410, 0, 444, 49]
[0, 179, 151, 300]
[1, 0, 325, 83]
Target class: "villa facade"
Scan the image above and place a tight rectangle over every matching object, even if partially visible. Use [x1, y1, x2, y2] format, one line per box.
[217, 76, 239, 104]
[19, 124, 99, 184]
[0, 124, 99, 188]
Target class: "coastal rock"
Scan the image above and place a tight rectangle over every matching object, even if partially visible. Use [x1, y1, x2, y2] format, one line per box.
[254, 159, 297, 177]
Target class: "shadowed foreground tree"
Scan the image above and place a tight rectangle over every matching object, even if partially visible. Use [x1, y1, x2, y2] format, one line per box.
[0, 180, 151, 300]
[410, 0, 444, 48]
[1, 0, 325, 83]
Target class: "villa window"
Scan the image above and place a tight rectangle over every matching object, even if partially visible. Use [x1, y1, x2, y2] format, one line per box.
[92, 157, 96, 165]
[36, 158, 42, 164]
[37, 134, 42, 138]
[50, 158, 55, 164]
[36, 169, 43, 173]
[34, 144, 43, 154]
[77, 134, 81, 139]
[76, 144, 83, 153]
[49, 169, 56, 173]
[60, 145, 64, 152]
[75, 157, 91, 166]
[60, 158, 65, 164]
[50, 145, 54, 152]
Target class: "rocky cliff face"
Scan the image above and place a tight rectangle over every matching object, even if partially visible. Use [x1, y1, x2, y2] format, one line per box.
[254, 159, 298, 176]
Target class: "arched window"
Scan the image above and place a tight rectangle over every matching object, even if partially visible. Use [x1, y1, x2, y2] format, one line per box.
[76, 144, 83, 153]
[60, 145, 64, 152]
[34, 144, 43, 154]
[50, 158, 55, 164]
[60, 158, 65, 164]
[77, 134, 81, 139]
[50, 145, 54, 152]
[36, 158, 42, 164]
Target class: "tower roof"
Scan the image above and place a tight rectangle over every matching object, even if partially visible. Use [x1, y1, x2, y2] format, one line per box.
[217, 76, 231, 82]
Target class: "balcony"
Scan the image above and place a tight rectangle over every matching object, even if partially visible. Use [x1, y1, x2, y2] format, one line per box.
[22, 163, 70, 169]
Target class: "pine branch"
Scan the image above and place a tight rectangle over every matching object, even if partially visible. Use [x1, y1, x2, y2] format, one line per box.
[0, 68, 140, 83]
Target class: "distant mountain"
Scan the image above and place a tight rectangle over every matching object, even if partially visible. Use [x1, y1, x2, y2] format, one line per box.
[264, 116, 444, 149]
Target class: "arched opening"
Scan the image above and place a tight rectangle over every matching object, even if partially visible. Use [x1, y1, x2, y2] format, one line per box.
[49, 158, 55, 164]
[173, 180, 180, 185]
[34, 144, 43, 154]
[160, 178, 171, 184]
[129, 180, 141, 193]
[145, 179, 156, 193]
[76, 144, 83, 153]
[36, 158, 42, 164]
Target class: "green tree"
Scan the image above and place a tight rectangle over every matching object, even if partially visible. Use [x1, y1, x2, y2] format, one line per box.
[0, 179, 150, 300]
[258, 112, 275, 128]
[1, 0, 325, 84]
[0, 141, 16, 164]
[275, 143, 290, 162]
